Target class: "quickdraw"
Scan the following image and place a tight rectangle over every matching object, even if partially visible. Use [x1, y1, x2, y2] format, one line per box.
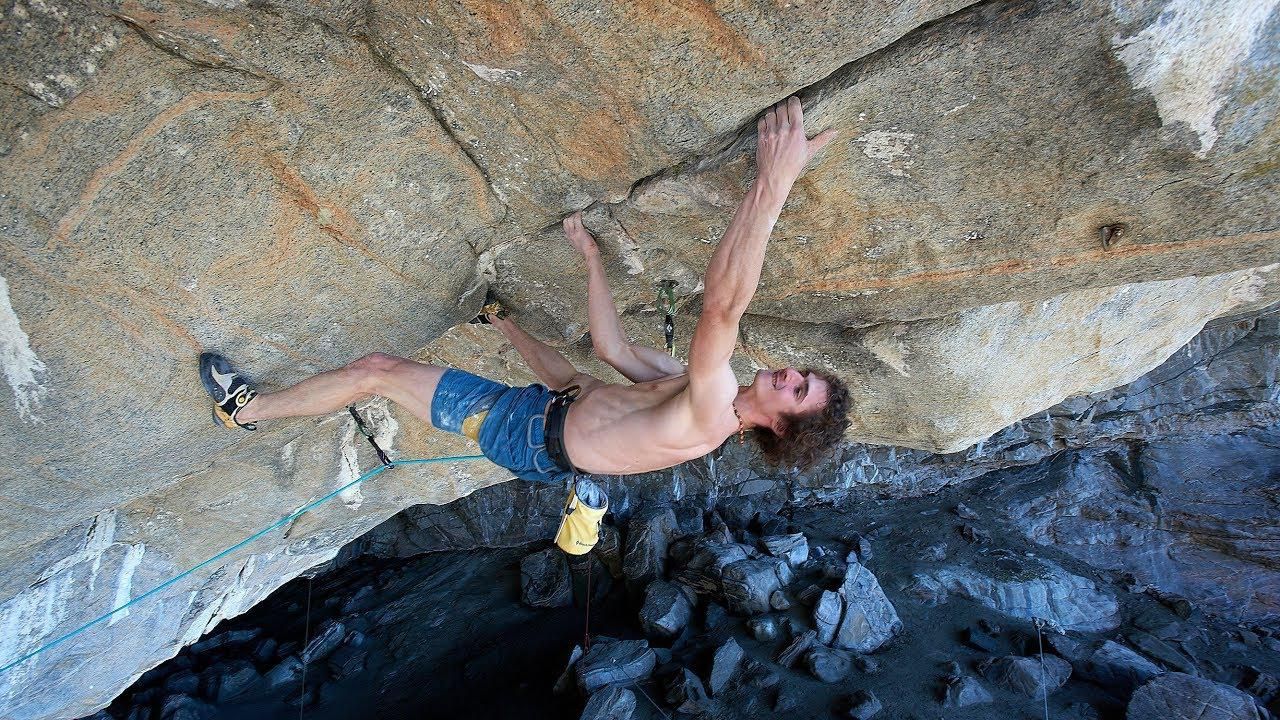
[656, 280, 678, 357]
[348, 405, 394, 468]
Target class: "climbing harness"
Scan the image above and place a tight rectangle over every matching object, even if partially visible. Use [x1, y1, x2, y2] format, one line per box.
[0, 451, 485, 675]
[656, 280, 678, 357]
[348, 405, 393, 468]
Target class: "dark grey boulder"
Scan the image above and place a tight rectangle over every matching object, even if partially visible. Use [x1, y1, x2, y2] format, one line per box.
[264, 657, 304, 690]
[623, 509, 679, 588]
[833, 562, 901, 653]
[814, 590, 842, 645]
[576, 638, 657, 694]
[159, 696, 214, 720]
[708, 638, 744, 696]
[301, 621, 346, 664]
[761, 533, 809, 566]
[847, 689, 883, 719]
[677, 541, 751, 596]
[942, 676, 993, 707]
[664, 668, 709, 714]
[209, 660, 260, 703]
[638, 580, 692, 639]
[579, 685, 636, 720]
[748, 615, 781, 642]
[721, 558, 785, 615]
[1127, 673, 1261, 720]
[806, 646, 853, 683]
[520, 547, 573, 608]
[980, 654, 1072, 698]
[1080, 640, 1163, 694]
[163, 670, 199, 696]
[777, 630, 818, 668]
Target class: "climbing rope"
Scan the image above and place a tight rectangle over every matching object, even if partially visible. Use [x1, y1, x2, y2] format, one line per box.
[1034, 617, 1050, 720]
[299, 577, 313, 720]
[0, 453, 486, 676]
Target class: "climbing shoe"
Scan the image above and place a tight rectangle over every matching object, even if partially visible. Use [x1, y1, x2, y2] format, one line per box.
[555, 476, 608, 556]
[199, 352, 259, 431]
[468, 290, 508, 325]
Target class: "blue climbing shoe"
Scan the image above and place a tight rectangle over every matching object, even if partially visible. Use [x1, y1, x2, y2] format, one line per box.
[199, 352, 258, 430]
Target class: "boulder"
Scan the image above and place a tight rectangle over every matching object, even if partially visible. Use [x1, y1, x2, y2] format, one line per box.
[761, 534, 809, 567]
[721, 558, 786, 616]
[622, 509, 679, 589]
[806, 646, 853, 683]
[1127, 673, 1261, 720]
[980, 655, 1072, 698]
[576, 638, 656, 694]
[847, 689, 884, 720]
[580, 686, 636, 720]
[638, 581, 693, 639]
[664, 668, 709, 714]
[708, 638, 744, 696]
[942, 676, 993, 708]
[833, 562, 901, 653]
[520, 548, 573, 609]
[1080, 640, 1163, 695]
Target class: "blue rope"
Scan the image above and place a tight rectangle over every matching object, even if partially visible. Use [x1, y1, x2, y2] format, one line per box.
[0, 454, 485, 675]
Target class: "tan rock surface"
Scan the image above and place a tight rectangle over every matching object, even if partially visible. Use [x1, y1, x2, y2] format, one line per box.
[0, 0, 1278, 716]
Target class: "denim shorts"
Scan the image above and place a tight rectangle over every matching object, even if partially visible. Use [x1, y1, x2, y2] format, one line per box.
[430, 369, 572, 485]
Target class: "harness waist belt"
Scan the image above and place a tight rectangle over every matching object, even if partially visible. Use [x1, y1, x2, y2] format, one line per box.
[543, 386, 579, 474]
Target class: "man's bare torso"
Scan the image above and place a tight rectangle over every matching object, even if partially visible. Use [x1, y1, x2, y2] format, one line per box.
[563, 373, 736, 475]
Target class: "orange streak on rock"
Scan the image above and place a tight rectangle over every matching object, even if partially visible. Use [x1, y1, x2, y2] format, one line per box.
[761, 231, 1280, 299]
[263, 153, 417, 285]
[47, 87, 274, 251]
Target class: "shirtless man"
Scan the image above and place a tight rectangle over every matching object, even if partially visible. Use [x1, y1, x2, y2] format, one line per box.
[200, 97, 850, 503]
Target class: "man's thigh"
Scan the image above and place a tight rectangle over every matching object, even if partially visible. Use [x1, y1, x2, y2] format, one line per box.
[374, 358, 449, 423]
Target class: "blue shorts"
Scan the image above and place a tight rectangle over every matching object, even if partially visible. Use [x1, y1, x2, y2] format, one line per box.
[430, 369, 572, 485]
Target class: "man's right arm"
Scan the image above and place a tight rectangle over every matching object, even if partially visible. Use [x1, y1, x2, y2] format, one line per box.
[686, 97, 835, 421]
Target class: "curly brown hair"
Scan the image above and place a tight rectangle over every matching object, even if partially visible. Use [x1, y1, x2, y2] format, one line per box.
[753, 369, 851, 471]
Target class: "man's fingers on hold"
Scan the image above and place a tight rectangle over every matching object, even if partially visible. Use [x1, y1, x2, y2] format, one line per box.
[786, 96, 802, 126]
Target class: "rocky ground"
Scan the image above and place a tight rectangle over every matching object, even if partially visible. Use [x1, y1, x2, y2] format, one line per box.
[81, 421, 1280, 720]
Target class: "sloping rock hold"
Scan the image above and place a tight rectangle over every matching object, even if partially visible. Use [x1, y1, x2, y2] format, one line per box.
[832, 562, 901, 653]
[1008, 427, 1280, 623]
[520, 547, 574, 609]
[980, 655, 1072, 699]
[909, 557, 1119, 631]
[1127, 673, 1262, 720]
[576, 638, 657, 694]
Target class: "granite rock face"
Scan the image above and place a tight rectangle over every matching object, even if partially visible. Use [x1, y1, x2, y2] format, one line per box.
[2, 0, 1280, 717]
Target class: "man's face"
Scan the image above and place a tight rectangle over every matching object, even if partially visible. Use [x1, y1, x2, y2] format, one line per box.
[750, 368, 830, 430]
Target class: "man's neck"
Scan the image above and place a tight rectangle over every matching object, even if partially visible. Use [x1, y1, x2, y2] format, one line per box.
[733, 386, 768, 430]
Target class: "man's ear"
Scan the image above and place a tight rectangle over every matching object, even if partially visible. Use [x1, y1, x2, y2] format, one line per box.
[772, 419, 786, 436]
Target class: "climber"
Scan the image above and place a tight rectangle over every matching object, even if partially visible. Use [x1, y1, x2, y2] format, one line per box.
[199, 96, 850, 537]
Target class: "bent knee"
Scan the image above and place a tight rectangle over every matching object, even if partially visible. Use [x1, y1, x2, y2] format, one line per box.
[345, 352, 406, 394]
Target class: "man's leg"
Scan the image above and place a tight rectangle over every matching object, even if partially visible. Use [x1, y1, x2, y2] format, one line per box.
[237, 353, 446, 424]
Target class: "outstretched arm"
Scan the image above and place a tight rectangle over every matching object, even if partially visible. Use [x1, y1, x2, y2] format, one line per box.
[487, 314, 597, 391]
[565, 212, 686, 383]
[686, 97, 836, 420]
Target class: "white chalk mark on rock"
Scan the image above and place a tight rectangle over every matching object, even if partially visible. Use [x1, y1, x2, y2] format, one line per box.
[1112, 0, 1278, 158]
[461, 60, 523, 83]
[854, 130, 917, 177]
[107, 544, 146, 627]
[0, 274, 48, 423]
